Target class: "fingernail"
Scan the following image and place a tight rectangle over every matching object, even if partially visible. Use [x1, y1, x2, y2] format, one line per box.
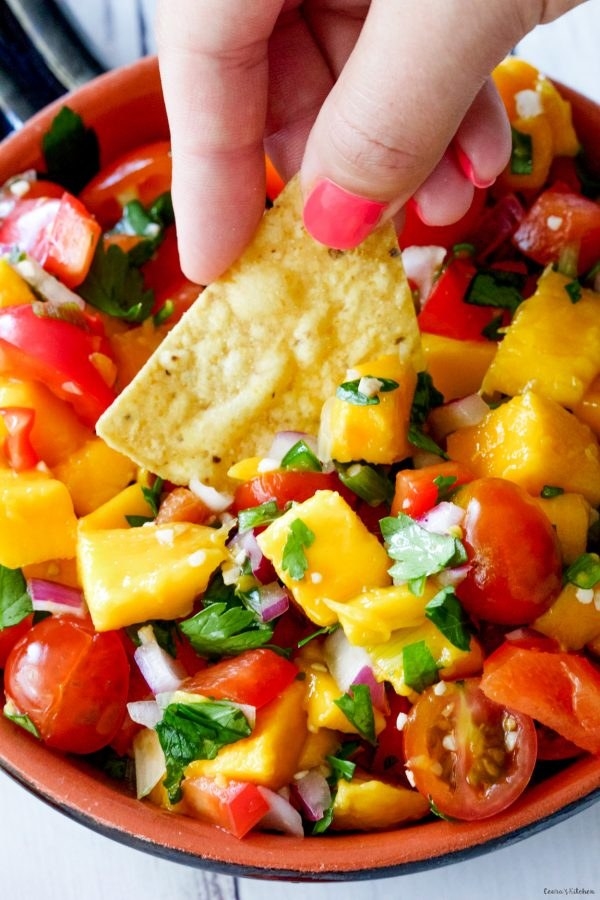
[455, 146, 496, 189]
[302, 178, 388, 249]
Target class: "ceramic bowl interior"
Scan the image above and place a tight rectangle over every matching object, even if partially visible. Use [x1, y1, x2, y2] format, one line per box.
[0, 57, 599, 881]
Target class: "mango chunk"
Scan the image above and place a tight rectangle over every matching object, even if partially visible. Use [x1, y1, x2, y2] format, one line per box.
[421, 334, 496, 401]
[22, 557, 80, 588]
[53, 436, 137, 516]
[297, 728, 341, 771]
[78, 521, 228, 631]
[0, 259, 36, 307]
[482, 270, 600, 408]
[0, 468, 77, 567]
[331, 777, 429, 831]
[78, 482, 155, 531]
[447, 391, 600, 506]
[533, 492, 595, 565]
[256, 490, 392, 626]
[572, 375, 600, 437]
[318, 355, 416, 464]
[534, 583, 600, 651]
[184, 680, 307, 790]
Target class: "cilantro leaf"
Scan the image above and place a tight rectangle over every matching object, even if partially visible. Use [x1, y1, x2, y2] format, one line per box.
[179, 601, 273, 657]
[464, 269, 525, 315]
[565, 279, 583, 303]
[0, 565, 32, 630]
[402, 641, 440, 693]
[311, 806, 334, 835]
[326, 753, 357, 783]
[282, 518, 315, 580]
[380, 514, 467, 587]
[333, 683, 376, 744]
[142, 477, 164, 517]
[3, 705, 39, 738]
[409, 372, 446, 458]
[126, 619, 177, 657]
[336, 377, 400, 406]
[564, 552, 600, 590]
[156, 701, 251, 802]
[541, 485, 564, 499]
[41, 107, 100, 194]
[424, 586, 472, 651]
[237, 500, 281, 532]
[510, 126, 533, 175]
[433, 474, 459, 502]
[78, 242, 155, 322]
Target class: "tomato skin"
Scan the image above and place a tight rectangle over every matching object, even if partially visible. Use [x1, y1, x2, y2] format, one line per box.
[512, 188, 600, 274]
[370, 689, 412, 781]
[79, 140, 172, 227]
[180, 648, 299, 708]
[184, 775, 269, 838]
[454, 478, 563, 625]
[403, 678, 537, 821]
[4, 615, 130, 754]
[391, 461, 473, 519]
[417, 257, 500, 342]
[232, 470, 349, 512]
[0, 615, 33, 669]
[481, 643, 600, 755]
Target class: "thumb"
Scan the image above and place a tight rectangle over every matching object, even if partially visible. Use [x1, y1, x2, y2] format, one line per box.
[300, 0, 584, 248]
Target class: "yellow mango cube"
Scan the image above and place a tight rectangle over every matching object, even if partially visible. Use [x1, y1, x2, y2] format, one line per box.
[53, 436, 136, 516]
[256, 490, 392, 626]
[319, 355, 416, 464]
[331, 777, 429, 831]
[297, 728, 341, 771]
[572, 375, 600, 436]
[78, 521, 228, 630]
[22, 557, 80, 588]
[0, 468, 77, 567]
[108, 319, 170, 390]
[482, 270, 600, 408]
[0, 259, 35, 307]
[421, 334, 496, 401]
[78, 482, 155, 531]
[447, 391, 600, 506]
[533, 492, 594, 565]
[534, 583, 600, 651]
[183, 680, 307, 790]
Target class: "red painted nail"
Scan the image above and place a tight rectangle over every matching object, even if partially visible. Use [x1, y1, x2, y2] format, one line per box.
[303, 178, 388, 249]
[455, 146, 496, 189]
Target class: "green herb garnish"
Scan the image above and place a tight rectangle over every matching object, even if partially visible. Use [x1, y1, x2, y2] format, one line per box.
[336, 377, 399, 406]
[179, 601, 273, 657]
[564, 552, 600, 590]
[510, 126, 533, 175]
[282, 518, 316, 580]
[335, 462, 394, 506]
[79, 242, 155, 322]
[541, 485, 564, 499]
[333, 683, 376, 744]
[41, 107, 100, 194]
[565, 279, 583, 303]
[424, 586, 471, 651]
[0, 565, 32, 631]
[237, 500, 281, 532]
[465, 269, 525, 315]
[380, 514, 467, 590]
[409, 372, 446, 458]
[402, 641, 440, 693]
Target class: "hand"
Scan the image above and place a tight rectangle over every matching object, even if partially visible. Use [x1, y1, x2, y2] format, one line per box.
[156, 0, 586, 284]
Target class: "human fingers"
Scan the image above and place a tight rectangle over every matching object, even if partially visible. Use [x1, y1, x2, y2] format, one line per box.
[156, 0, 285, 284]
[301, 0, 587, 248]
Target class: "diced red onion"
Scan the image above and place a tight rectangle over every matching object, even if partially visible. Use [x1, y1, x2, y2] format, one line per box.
[229, 528, 264, 566]
[14, 255, 86, 310]
[255, 582, 290, 622]
[133, 728, 166, 800]
[323, 628, 386, 711]
[291, 770, 332, 822]
[126, 699, 162, 728]
[429, 393, 489, 440]
[26, 578, 86, 618]
[257, 786, 305, 836]
[437, 563, 471, 587]
[401, 245, 447, 306]
[188, 477, 233, 513]
[418, 501, 465, 535]
[267, 430, 318, 463]
[473, 192, 525, 260]
[134, 625, 186, 695]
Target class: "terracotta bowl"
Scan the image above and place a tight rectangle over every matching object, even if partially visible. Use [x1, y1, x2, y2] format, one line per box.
[0, 56, 599, 882]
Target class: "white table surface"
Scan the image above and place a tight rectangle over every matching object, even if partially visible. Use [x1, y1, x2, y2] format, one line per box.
[2, 2, 600, 898]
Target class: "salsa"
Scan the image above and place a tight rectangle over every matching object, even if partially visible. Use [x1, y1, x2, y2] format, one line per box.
[0, 56, 600, 839]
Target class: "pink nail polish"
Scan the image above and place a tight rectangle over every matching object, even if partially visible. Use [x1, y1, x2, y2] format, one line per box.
[303, 178, 388, 249]
[455, 146, 496, 189]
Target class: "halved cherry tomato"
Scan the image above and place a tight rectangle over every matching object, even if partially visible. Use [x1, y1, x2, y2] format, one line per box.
[180, 647, 298, 708]
[398, 188, 488, 250]
[233, 470, 349, 512]
[79, 140, 172, 228]
[184, 775, 269, 838]
[0, 615, 33, 669]
[390, 461, 474, 519]
[417, 257, 501, 342]
[512, 187, 600, 274]
[0, 192, 101, 288]
[0, 304, 116, 427]
[0, 406, 39, 470]
[403, 678, 537, 820]
[454, 478, 563, 625]
[4, 614, 130, 754]
[370, 688, 412, 781]
[481, 643, 600, 755]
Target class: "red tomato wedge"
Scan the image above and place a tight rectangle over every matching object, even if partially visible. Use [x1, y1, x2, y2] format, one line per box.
[391, 461, 473, 519]
[0, 193, 101, 288]
[417, 257, 500, 342]
[233, 470, 347, 512]
[403, 678, 537, 820]
[0, 304, 116, 427]
[480, 643, 600, 755]
[180, 648, 298, 708]
[184, 776, 269, 838]
[4, 615, 130, 754]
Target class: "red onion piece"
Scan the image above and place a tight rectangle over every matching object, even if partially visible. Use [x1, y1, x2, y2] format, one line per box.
[134, 625, 186, 695]
[126, 700, 162, 729]
[351, 664, 387, 712]
[429, 393, 489, 441]
[291, 770, 332, 822]
[256, 582, 290, 622]
[418, 501, 465, 535]
[401, 244, 447, 305]
[437, 563, 471, 587]
[26, 578, 86, 618]
[257, 786, 305, 836]
[323, 628, 386, 711]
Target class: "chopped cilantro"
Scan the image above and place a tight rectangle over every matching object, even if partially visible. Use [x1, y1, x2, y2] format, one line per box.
[333, 683, 376, 744]
[156, 700, 252, 802]
[78, 242, 155, 322]
[335, 462, 394, 506]
[0, 565, 32, 631]
[237, 500, 281, 532]
[125, 514, 155, 528]
[3, 706, 39, 738]
[282, 518, 316, 580]
[311, 806, 334, 835]
[296, 623, 338, 649]
[402, 641, 440, 693]
[510, 126, 533, 175]
[481, 313, 505, 342]
[433, 474, 459, 503]
[424, 586, 472, 651]
[326, 752, 357, 783]
[280, 439, 322, 472]
[541, 485, 564, 499]
[564, 552, 600, 590]
[126, 619, 177, 657]
[409, 372, 447, 459]
[565, 279, 583, 303]
[41, 107, 100, 194]
[179, 600, 273, 657]
[380, 514, 467, 589]
[336, 376, 399, 406]
[142, 477, 164, 517]
[464, 269, 524, 315]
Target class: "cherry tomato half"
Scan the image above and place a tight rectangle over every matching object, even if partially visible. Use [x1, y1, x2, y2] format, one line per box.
[403, 678, 537, 820]
[454, 478, 563, 625]
[4, 614, 130, 754]
[232, 470, 350, 513]
[0, 615, 33, 669]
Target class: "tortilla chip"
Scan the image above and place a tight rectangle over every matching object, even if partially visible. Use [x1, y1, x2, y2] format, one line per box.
[96, 177, 422, 489]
